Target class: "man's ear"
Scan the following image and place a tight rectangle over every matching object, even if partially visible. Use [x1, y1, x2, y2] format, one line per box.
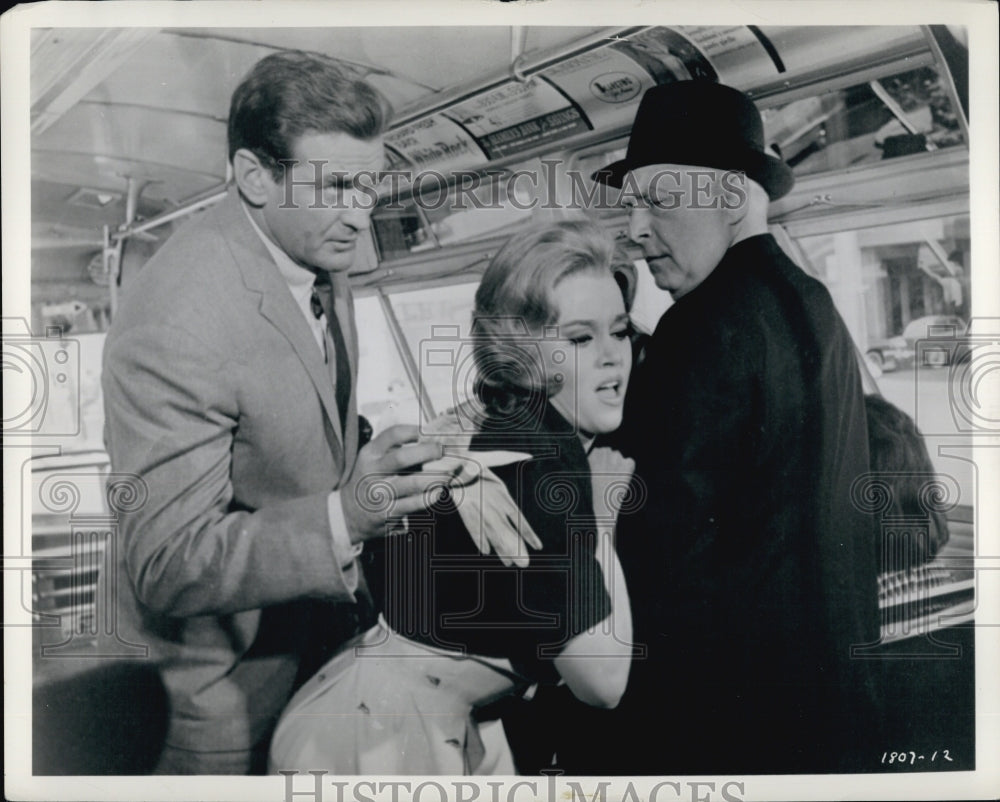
[232, 148, 273, 206]
[731, 178, 771, 237]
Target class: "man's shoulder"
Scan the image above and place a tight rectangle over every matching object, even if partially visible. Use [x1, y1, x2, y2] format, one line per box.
[717, 235, 843, 330]
[717, 235, 857, 368]
[113, 195, 250, 325]
[743, 235, 835, 301]
[645, 235, 849, 369]
[140, 195, 240, 277]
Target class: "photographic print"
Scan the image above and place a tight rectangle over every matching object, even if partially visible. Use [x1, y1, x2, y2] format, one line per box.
[3, 2, 998, 801]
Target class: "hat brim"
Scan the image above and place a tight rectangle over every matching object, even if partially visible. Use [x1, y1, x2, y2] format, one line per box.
[592, 151, 794, 201]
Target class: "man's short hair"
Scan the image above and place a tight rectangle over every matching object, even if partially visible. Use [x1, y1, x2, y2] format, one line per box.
[228, 50, 389, 178]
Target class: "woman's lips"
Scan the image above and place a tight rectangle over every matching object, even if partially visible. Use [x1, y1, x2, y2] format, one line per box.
[595, 379, 624, 403]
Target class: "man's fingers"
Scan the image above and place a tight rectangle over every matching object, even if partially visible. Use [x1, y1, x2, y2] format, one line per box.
[390, 490, 450, 518]
[390, 472, 453, 500]
[449, 461, 482, 486]
[366, 424, 422, 458]
[421, 455, 481, 485]
[377, 440, 444, 473]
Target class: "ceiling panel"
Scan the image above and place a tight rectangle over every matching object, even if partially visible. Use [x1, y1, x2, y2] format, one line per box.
[31, 149, 224, 207]
[82, 27, 586, 132]
[84, 33, 287, 119]
[34, 102, 227, 189]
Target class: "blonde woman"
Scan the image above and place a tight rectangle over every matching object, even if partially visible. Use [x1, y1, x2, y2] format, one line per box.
[269, 220, 638, 775]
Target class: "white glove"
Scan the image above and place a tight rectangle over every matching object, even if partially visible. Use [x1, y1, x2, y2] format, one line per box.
[421, 403, 543, 567]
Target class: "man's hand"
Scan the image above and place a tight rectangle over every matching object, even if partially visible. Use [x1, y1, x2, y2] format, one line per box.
[341, 424, 454, 543]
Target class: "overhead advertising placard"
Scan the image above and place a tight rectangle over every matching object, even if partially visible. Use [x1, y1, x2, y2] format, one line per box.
[611, 27, 718, 85]
[380, 27, 777, 182]
[444, 79, 591, 160]
[384, 115, 487, 174]
[384, 146, 411, 172]
[542, 46, 658, 130]
[675, 25, 780, 86]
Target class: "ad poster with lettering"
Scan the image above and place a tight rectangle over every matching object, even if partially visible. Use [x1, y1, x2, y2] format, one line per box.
[610, 27, 718, 85]
[384, 115, 487, 175]
[542, 47, 656, 130]
[675, 26, 779, 86]
[444, 79, 591, 160]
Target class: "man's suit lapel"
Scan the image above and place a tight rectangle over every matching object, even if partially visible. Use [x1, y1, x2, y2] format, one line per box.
[215, 189, 347, 473]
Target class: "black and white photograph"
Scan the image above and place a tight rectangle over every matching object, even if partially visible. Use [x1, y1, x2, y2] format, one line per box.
[3, 1, 999, 800]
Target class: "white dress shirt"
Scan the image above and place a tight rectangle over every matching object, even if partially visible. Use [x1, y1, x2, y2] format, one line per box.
[242, 201, 362, 571]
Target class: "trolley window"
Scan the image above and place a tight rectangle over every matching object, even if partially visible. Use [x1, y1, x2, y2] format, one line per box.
[760, 64, 965, 178]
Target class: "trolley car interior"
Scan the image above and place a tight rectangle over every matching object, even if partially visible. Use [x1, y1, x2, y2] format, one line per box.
[12, 21, 980, 776]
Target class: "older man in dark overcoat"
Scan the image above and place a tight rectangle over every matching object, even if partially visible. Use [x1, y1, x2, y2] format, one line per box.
[552, 81, 880, 775]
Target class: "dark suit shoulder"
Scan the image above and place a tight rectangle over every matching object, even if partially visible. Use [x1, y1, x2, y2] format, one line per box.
[651, 235, 849, 367]
[730, 235, 845, 332]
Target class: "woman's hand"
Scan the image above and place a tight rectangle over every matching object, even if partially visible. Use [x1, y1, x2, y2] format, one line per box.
[588, 447, 635, 521]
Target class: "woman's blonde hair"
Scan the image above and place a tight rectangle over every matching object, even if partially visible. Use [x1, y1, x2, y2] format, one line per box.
[471, 219, 636, 416]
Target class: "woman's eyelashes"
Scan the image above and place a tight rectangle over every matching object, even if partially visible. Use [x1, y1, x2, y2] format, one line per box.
[565, 324, 631, 347]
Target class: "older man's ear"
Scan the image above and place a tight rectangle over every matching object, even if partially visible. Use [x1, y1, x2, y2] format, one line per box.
[728, 177, 771, 243]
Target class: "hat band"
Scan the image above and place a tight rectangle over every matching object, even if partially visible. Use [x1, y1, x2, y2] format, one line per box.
[622, 143, 771, 179]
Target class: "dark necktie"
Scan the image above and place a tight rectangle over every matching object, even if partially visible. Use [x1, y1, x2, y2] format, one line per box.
[309, 286, 325, 323]
[311, 279, 351, 432]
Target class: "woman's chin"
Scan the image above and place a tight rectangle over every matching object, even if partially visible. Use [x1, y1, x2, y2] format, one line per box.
[551, 397, 623, 436]
[578, 414, 623, 437]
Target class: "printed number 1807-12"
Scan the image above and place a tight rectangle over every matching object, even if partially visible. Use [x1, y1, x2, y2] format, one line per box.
[882, 750, 953, 765]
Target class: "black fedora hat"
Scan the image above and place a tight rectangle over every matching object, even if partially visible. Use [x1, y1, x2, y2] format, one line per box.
[593, 81, 794, 200]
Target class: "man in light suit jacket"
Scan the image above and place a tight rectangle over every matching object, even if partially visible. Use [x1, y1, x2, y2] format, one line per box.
[101, 52, 454, 774]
